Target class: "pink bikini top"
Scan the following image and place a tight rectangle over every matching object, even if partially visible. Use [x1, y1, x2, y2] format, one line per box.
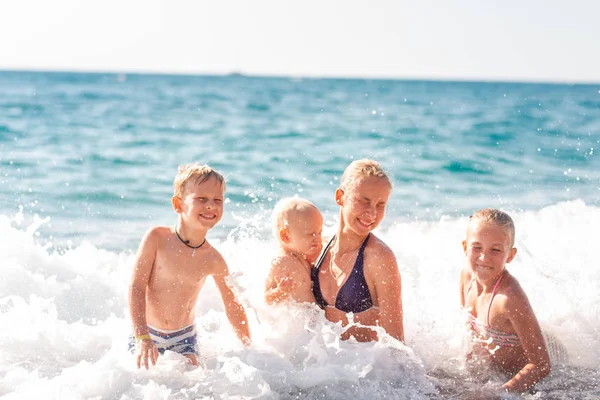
[467, 271, 521, 348]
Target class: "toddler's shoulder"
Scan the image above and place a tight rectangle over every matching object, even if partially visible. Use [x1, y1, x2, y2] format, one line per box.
[270, 253, 298, 269]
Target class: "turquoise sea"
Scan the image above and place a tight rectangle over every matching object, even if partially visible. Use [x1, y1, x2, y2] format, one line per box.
[1, 71, 599, 399]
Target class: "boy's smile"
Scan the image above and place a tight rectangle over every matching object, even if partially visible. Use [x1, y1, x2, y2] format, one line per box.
[177, 177, 225, 230]
[199, 212, 218, 220]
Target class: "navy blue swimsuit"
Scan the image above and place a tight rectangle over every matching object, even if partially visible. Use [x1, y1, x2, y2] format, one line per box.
[311, 234, 373, 313]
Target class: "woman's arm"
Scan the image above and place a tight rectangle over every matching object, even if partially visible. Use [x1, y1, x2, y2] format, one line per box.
[371, 249, 404, 343]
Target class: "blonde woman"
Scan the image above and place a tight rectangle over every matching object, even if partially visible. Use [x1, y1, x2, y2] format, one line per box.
[311, 159, 404, 342]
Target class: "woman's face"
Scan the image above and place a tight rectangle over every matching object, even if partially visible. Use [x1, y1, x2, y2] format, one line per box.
[338, 176, 391, 236]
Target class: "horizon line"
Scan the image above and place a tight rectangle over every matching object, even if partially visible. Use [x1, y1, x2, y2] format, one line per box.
[1, 67, 599, 86]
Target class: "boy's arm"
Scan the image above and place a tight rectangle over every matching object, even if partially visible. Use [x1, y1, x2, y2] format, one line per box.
[264, 258, 296, 305]
[372, 250, 404, 343]
[128, 227, 160, 369]
[502, 292, 551, 393]
[212, 254, 252, 346]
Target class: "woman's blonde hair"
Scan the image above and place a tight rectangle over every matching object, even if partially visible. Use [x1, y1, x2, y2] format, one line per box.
[339, 159, 391, 191]
[173, 163, 226, 198]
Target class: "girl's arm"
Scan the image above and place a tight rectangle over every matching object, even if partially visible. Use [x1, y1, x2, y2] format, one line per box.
[502, 293, 551, 392]
[459, 268, 471, 307]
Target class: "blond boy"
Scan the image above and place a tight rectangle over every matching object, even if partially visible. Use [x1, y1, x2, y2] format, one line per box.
[128, 164, 251, 369]
[264, 198, 323, 304]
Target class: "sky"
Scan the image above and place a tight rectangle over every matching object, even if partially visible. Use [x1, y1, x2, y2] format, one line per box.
[0, 0, 599, 83]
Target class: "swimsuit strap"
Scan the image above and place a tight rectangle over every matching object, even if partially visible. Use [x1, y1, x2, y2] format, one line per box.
[358, 233, 371, 256]
[311, 236, 336, 309]
[314, 236, 336, 273]
[465, 276, 475, 297]
[486, 270, 505, 326]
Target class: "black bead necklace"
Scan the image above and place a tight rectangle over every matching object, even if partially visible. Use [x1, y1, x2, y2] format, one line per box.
[175, 226, 206, 256]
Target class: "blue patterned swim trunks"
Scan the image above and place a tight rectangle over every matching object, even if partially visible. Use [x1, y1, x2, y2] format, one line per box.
[129, 324, 198, 356]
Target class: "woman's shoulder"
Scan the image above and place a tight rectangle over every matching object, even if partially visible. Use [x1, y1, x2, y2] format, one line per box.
[364, 234, 397, 268]
[365, 233, 394, 253]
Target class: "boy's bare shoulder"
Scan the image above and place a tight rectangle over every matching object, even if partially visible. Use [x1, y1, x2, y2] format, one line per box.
[205, 243, 226, 261]
[146, 225, 172, 237]
[203, 243, 228, 275]
[140, 226, 172, 246]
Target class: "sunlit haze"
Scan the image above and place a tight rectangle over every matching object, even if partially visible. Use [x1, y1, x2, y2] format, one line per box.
[1, 0, 599, 82]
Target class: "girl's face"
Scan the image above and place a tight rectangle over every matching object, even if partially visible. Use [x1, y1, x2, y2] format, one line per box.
[462, 220, 517, 283]
[337, 176, 391, 236]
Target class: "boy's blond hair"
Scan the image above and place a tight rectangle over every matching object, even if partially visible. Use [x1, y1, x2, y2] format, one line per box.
[340, 159, 391, 191]
[173, 163, 226, 198]
[469, 208, 516, 247]
[272, 197, 318, 239]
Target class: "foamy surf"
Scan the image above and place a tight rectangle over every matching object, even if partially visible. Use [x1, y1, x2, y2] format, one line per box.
[1, 201, 599, 399]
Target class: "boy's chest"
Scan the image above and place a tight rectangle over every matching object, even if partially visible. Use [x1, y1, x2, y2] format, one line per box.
[153, 250, 212, 287]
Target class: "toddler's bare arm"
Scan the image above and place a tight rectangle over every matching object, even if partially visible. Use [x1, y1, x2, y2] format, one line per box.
[264, 258, 297, 304]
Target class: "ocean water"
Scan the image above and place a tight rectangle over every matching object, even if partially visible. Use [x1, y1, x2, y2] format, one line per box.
[1, 71, 599, 399]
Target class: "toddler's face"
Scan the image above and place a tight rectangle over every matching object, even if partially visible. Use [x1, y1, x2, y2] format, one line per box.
[285, 207, 323, 259]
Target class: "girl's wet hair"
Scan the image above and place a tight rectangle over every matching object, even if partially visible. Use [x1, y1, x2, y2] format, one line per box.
[469, 208, 516, 247]
[339, 159, 391, 191]
[173, 163, 226, 197]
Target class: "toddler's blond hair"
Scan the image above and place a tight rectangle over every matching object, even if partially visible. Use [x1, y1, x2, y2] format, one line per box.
[272, 197, 319, 239]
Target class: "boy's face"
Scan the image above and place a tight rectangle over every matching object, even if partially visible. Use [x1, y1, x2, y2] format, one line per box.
[462, 220, 517, 283]
[284, 207, 323, 259]
[176, 177, 225, 230]
[337, 176, 391, 236]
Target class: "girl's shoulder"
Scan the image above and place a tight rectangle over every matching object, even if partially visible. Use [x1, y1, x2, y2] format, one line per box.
[459, 267, 473, 283]
[495, 273, 530, 308]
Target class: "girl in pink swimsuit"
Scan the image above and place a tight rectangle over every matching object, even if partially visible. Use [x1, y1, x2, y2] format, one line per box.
[459, 208, 551, 394]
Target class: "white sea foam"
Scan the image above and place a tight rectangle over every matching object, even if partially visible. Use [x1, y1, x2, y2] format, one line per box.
[1, 201, 599, 399]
